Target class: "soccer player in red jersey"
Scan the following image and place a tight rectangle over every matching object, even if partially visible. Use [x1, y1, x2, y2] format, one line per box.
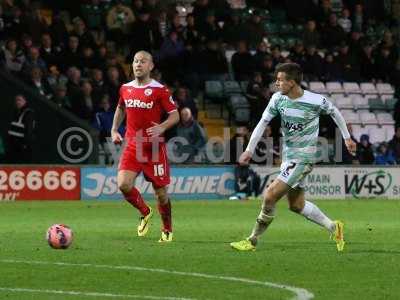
[111, 51, 179, 242]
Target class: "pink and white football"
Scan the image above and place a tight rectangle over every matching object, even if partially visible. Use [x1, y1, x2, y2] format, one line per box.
[46, 224, 73, 249]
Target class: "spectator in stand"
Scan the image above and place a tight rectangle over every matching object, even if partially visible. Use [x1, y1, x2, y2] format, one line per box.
[378, 30, 399, 63]
[347, 31, 363, 57]
[129, 8, 161, 55]
[170, 13, 184, 39]
[92, 95, 124, 164]
[229, 125, 249, 164]
[66, 66, 82, 105]
[338, 8, 352, 33]
[95, 44, 108, 70]
[359, 43, 375, 81]
[71, 17, 96, 49]
[39, 33, 60, 68]
[341, 124, 358, 164]
[6, 94, 36, 163]
[199, 39, 228, 81]
[199, 10, 222, 42]
[0, 5, 5, 41]
[246, 72, 270, 127]
[23, 5, 48, 43]
[322, 13, 346, 50]
[245, 9, 265, 48]
[46, 64, 68, 92]
[157, 10, 169, 39]
[289, 41, 306, 68]
[79, 80, 96, 120]
[375, 46, 396, 82]
[192, 0, 211, 34]
[176, 107, 207, 162]
[302, 20, 320, 48]
[132, 0, 144, 16]
[352, 4, 364, 32]
[252, 41, 268, 67]
[356, 134, 375, 164]
[222, 10, 247, 45]
[22, 46, 47, 76]
[271, 45, 284, 67]
[81, 0, 107, 31]
[258, 54, 275, 84]
[1, 38, 25, 73]
[27, 66, 53, 99]
[389, 127, 400, 163]
[106, 0, 135, 45]
[106, 66, 122, 107]
[21, 34, 33, 55]
[52, 83, 71, 109]
[174, 86, 198, 119]
[80, 46, 97, 76]
[231, 40, 254, 81]
[61, 35, 81, 72]
[335, 41, 360, 81]
[4, 6, 24, 40]
[303, 44, 324, 80]
[375, 142, 396, 165]
[316, 0, 333, 25]
[49, 11, 68, 49]
[183, 13, 201, 47]
[90, 68, 107, 103]
[159, 31, 185, 80]
[322, 52, 342, 81]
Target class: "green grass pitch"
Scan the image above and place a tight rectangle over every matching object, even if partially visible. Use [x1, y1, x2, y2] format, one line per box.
[0, 199, 399, 300]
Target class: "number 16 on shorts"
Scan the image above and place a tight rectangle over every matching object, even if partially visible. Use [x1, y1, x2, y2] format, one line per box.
[153, 164, 165, 177]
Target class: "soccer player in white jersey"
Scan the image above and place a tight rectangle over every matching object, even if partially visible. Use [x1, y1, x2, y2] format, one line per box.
[230, 63, 356, 252]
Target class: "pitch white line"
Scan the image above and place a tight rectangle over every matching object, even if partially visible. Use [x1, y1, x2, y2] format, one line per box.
[0, 259, 314, 300]
[0, 287, 194, 300]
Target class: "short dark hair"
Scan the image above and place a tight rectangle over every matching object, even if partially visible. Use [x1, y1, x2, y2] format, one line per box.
[274, 63, 303, 85]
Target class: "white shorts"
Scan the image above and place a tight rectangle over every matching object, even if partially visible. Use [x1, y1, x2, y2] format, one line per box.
[277, 160, 313, 189]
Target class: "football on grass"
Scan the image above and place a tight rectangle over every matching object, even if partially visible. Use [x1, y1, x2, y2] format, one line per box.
[46, 224, 73, 249]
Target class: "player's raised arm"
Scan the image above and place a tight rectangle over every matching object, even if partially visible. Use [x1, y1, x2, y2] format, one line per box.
[321, 97, 356, 155]
[239, 95, 278, 165]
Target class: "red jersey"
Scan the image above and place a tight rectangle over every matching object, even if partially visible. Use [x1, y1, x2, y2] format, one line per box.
[118, 79, 177, 139]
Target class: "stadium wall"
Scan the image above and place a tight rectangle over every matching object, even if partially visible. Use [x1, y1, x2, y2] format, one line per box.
[0, 165, 400, 201]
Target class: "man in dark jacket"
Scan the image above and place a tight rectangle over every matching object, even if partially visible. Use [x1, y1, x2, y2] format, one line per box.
[6, 94, 36, 163]
[356, 134, 374, 164]
[389, 127, 400, 163]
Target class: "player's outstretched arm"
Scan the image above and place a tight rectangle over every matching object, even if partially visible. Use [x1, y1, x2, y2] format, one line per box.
[146, 110, 179, 137]
[325, 102, 356, 156]
[239, 119, 269, 165]
[111, 105, 125, 144]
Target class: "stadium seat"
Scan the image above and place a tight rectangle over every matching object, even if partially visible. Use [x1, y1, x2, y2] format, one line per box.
[229, 95, 248, 109]
[385, 98, 398, 110]
[301, 81, 309, 89]
[352, 95, 369, 110]
[205, 81, 224, 98]
[368, 98, 386, 111]
[360, 82, 378, 94]
[234, 106, 251, 123]
[341, 110, 361, 124]
[335, 96, 353, 109]
[376, 83, 395, 95]
[368, 126, 387, 144]
[383, 125, 395, 141]
[330, 93, 345, 101]
[223, 81, 241, 95]
[326, 81, 344, 94]
[351, 124, 367, 142]
[376, 112, 395, 125]
[309, 81, 327, 94]
[360, 111, 378, 125]
[343, 82, 362, 94]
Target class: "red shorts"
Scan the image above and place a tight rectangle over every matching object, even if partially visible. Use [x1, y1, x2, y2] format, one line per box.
[118, 143, 170, 188]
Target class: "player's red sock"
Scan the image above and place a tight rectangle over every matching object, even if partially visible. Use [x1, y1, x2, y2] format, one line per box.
[123, 187, 150, 216]
[157, 199, 172, 232]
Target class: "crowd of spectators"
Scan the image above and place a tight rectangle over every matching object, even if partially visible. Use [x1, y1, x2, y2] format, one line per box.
[0, 0, 400, 164]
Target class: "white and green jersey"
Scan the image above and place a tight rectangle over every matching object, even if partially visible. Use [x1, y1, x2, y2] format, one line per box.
[246, 90, 350, 164]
